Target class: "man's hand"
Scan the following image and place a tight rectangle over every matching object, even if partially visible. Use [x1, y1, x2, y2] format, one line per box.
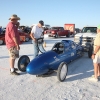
[16, 45, 20, 50]
[30, 33, 37, 43]
[33, 38, 37, 43]
[91, 54, 95, 59]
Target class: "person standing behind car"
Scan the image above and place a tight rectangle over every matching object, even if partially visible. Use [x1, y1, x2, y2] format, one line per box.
[89, 25, 100, 82]
[5, 14, 20, 75]
[30, 20, 44, 59]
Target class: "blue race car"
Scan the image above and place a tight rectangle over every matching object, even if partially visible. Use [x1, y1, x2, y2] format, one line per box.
[18, 38, 83, 82]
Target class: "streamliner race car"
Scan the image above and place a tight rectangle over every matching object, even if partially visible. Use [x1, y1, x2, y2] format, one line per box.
[18, 37, 83, 82]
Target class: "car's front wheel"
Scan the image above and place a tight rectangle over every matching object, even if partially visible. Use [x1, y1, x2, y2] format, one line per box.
[18, 55, 30, 72]
[57, 62, 68, 82]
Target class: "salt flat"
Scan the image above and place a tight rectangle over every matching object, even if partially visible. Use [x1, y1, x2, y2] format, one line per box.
[0, 37, 100, 100]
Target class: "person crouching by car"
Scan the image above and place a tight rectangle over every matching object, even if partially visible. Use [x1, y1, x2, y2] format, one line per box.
[30, 20, 44, 59]
[5, 14, 20, 75]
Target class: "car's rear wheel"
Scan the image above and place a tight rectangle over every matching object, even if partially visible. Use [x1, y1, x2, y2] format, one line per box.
[18, 55, 30, 72]
[57, 62, 68, 82]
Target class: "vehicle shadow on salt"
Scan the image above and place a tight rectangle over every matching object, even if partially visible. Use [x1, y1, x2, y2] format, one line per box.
[18, 54, 94, 80]
[64, 54, 94, 82]
[19, 72, 27, 75]
[0, 56, 9, 59]
[41, 53, 94, 82]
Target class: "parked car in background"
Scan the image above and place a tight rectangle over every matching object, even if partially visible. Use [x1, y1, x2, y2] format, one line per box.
[18, 26, 31, 42]
[0, 34, 5, 45]
[44, 27, 70, 38]
[19, 26, 31, 34]
[43, 24, 51, 31]
[75, 28, 81, 34]
[19, 31, 31, 42]
[0, 29, 31, 45]
[74, 26, 97, 58]
[0, 26, 2, 34]
[2, 27, 6, 34]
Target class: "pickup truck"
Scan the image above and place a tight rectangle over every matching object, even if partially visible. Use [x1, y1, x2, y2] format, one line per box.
[44, 27, 70, 38]
[74, 26, 97, 58]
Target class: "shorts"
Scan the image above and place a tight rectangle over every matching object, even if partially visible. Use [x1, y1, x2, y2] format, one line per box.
[93, 55, 100, 63]
[8, 47, 19, 59]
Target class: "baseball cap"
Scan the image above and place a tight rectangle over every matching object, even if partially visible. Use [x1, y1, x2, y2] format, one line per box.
[97, 25, 100, 29]
[39, 20, 44, 26]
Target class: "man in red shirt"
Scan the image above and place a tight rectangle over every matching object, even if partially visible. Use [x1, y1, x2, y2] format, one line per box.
[5, 14, 20, 75]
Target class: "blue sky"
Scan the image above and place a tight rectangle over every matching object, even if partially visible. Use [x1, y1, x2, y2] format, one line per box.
[0, 0, 100, 28]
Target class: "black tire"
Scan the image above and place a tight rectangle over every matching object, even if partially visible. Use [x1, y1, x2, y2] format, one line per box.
[0, 40, 4, 45]
[18, 55, 30, 72]
[25, 37, 29, 42]
[66, 33, 70, 38]
[54, 33, 58, 38]
[57, 62, 68, 82]
[88, 45, 93, 58]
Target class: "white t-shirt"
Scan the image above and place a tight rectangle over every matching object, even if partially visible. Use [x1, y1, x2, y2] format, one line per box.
[31, 25, 43, 39]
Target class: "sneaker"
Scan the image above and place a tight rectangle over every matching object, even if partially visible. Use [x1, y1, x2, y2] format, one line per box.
[88, 76, 98, 82]
[98, 76, 100, 79]
[14, 68, 18, 71]
[10, 68, 18, 72]
[91, 75, 100, 79]
[10, 70, 20, 75]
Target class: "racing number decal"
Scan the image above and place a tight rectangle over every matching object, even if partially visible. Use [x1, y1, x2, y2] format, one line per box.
[71, 53, 74, 56]
[54, 56, 60, 61]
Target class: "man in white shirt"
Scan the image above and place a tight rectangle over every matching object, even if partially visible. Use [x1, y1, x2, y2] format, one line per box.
[30, 20, 44, 59]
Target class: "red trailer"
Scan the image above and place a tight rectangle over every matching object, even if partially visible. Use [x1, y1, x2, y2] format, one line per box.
[64, 24, 75, 35]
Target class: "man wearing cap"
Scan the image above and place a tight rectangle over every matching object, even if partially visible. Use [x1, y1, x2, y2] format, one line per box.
[89, 25, 100, 82]
[5, 14, 20, 75]
[30, 20, 44, 59]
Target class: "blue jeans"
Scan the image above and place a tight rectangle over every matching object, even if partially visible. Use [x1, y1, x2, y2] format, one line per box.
[32, 40, 39, 59]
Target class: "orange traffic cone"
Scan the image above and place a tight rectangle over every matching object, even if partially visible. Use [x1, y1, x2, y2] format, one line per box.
[43, 41, 46, 47]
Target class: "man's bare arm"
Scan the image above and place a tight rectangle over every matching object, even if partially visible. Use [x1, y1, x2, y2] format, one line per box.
[30, 33, 36, 42]
[13, 37, 20, 50]
[93, 46, 100, 54]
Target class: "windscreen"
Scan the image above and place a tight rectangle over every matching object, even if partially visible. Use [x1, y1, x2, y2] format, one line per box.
[81, 27, 97, 33]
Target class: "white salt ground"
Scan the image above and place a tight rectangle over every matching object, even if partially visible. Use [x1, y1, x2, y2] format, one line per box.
[0, 37, 100, 100]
